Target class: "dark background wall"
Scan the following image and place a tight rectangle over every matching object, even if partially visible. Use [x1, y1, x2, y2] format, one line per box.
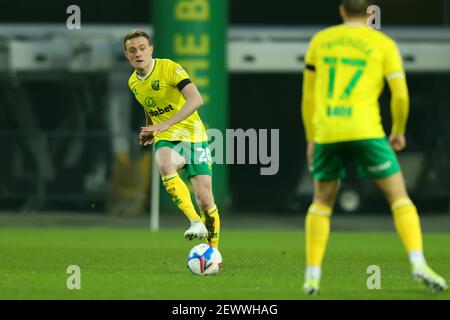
[1, 0, 449, 25]
[1, 0, 449, 214]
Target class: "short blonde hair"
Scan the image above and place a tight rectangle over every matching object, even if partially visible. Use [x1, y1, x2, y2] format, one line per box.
[123, 29, 152, 50]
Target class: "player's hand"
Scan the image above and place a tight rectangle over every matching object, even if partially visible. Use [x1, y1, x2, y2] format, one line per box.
[139, 128, 155, 146]
[306, 141, 315, 169]
[389, 134, 406, 152]
[141, 122, 171, 137]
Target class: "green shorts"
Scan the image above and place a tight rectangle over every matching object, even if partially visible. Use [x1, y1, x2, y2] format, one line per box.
[154, 140, 212, 178]
[312, 137, 401, 181]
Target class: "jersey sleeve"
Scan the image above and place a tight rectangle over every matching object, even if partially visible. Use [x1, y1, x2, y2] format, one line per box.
[383, 39, 404, 79]
[167, 61, 192, 91]
[304, 35, 318, 71]
[302, 35, 319, 141]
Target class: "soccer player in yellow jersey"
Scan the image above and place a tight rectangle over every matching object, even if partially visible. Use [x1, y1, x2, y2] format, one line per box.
[301, 0, 447, 294]
[123, 29, 220, 248]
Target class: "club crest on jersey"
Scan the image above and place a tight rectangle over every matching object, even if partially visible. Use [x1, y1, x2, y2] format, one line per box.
[151, 80, 160, 91]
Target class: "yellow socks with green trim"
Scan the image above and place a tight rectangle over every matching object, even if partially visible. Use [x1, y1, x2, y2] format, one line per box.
[305, 203, 332, 279]
[201, 205, 220, 248]
[391, 198, 425, 264]
[162, 173, 201, 222]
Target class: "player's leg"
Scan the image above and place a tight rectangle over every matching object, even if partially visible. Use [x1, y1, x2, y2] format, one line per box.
[357, 138, 446, 291]
[354, 137, 446, 291]
[303, 142, 344, 295]
[190, 174, 220, 248]
[304, 179, 339, 295]
[184, 141, 218, 245]
[155, 143, 207, 240]
[374, 172, 447, 292]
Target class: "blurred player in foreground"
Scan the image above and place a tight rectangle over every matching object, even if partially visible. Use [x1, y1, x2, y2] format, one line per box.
[301, 0, 447, 294]
[124, 29, 220, 248]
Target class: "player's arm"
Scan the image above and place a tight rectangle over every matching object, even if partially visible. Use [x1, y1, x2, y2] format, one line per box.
[141, 60, 204, 135]
[387, 75, 409, 136]
[140, 110, 154, 146]
[141, 81, 203, 136]
[145, 110, 153, 126]
[301, 37, 317, 166]
[384, 40, 409, 151]
[166, 81, 204, 127]
[302, 65, 316, 143]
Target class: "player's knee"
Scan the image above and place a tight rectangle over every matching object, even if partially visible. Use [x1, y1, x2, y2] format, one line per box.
[390, 196, 414, 209]
[159, 163, 177, 176]
[314, 190, 338, 207]
[314, 180, 339, 205]
[376, 172, 410, 205]
[387, 192, 410, 207]
[195, 188, 213, 210]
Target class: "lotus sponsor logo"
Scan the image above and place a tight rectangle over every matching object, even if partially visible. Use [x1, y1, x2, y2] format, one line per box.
[145, 97, 157, 107]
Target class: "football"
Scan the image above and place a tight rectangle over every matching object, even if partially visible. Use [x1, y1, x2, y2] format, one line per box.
[187, 243, 223, 275]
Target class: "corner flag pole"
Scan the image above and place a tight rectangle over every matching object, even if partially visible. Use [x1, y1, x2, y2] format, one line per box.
[150, 145, 160, 231]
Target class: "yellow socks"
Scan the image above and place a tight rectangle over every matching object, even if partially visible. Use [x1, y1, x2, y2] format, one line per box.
[305, 203, 332, 270]
[161, 173, 221, 248]
[201, 205, 220, 248]
[162, 173, 201, 222]
[391, 198, 424, 263]
[304, 197, 425, 283]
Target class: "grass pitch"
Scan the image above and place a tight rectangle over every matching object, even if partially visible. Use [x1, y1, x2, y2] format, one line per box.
[0, 228, 449, 300]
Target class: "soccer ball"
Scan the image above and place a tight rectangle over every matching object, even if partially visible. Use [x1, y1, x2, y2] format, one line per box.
[187, 243, 223, 275]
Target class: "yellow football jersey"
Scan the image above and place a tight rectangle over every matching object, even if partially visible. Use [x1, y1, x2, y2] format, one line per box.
[128, 58, 208, 143]
[305, 24, 405, 143]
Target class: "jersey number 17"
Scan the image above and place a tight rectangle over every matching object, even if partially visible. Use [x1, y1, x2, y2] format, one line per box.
[323, 57, 367, 100]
